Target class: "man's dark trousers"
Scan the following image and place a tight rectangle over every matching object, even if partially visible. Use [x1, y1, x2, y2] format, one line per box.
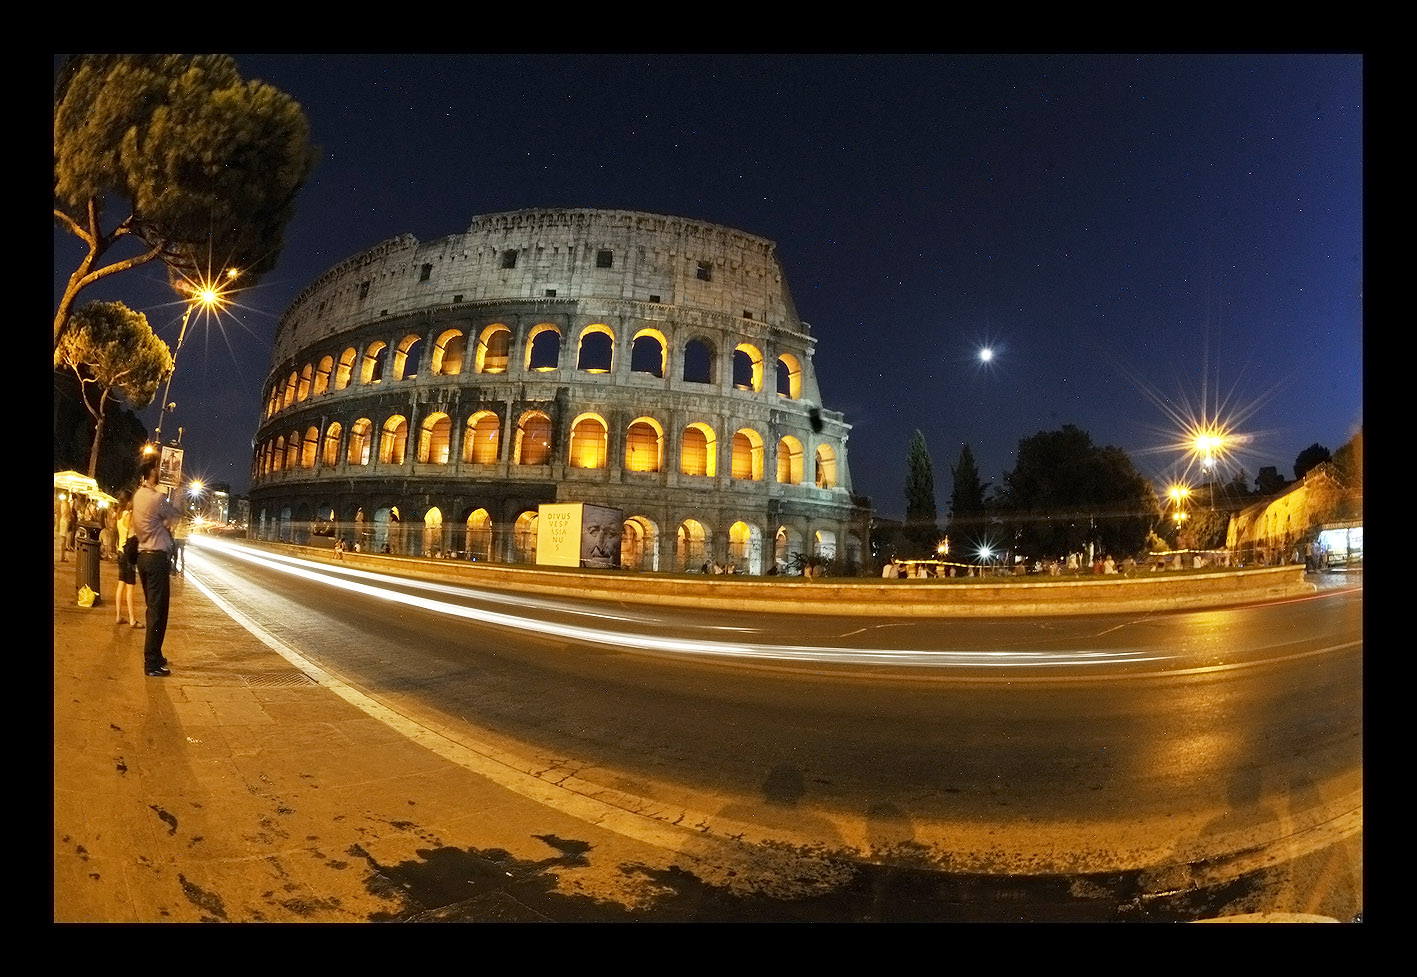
[137, 551, 172, 671]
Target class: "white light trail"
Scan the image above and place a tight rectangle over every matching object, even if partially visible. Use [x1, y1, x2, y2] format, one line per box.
[191, 538, 1171, 669]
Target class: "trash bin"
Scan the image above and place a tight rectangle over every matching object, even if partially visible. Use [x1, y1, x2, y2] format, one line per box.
[75, 522, 102, 602]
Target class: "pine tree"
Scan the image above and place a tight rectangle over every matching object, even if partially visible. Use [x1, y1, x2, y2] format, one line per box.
[948, 443, 985, 539]
[904, 430, 938, 553]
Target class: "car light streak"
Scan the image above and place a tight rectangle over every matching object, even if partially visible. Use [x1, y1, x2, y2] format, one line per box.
[190, 539, 1171, 669]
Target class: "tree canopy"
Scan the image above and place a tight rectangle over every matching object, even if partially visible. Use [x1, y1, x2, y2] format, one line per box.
[947, 443, 986, 540]
[54, 301, 173, 477]
[54, 54, 316, 347]
[1293, 442, 1332, 481]
[903, 430, 938, 552]
[1000, 425, 1158, 560]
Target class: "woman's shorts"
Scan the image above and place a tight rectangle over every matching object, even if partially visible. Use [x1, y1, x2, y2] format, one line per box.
[117, 553, 136, 585]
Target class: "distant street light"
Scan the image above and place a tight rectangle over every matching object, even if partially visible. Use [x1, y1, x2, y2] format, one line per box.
[153, 268, 238, 445]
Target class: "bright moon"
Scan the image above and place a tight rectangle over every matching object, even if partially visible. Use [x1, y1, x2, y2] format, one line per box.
[979, 347, 993, 363]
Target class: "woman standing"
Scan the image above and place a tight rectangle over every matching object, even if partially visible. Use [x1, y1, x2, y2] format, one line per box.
[114, 491, 140, 628]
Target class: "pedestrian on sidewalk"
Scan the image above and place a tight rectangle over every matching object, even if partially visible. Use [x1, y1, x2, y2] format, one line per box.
[114, 491, 141, 628]
[133, 457, 182, 677]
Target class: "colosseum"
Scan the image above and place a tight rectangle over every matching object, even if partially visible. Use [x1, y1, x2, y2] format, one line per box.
[248, 208, 868, 573]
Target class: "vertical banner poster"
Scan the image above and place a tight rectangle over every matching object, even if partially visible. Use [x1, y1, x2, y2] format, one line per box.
[159, 445, 184, 490]
[579, 503, 624, 569]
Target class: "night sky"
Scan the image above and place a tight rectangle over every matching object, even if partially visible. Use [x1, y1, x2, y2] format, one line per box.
[54, 54, 1363, 519]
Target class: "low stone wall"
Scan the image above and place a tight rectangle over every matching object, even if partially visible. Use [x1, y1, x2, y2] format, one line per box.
[246, 540, 1314, 617]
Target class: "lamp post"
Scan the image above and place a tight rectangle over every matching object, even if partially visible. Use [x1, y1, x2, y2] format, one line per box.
[153, 270, 237, 445]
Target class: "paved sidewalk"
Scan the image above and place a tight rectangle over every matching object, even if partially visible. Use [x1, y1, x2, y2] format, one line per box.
[52, 549, 701, 922]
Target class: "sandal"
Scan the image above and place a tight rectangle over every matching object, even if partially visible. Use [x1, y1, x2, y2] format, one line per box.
[130, 621, 143, 628]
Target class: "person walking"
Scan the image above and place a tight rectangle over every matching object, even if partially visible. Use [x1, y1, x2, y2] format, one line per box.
[133, 457, 182, 677]
[114, 491, 141, 628]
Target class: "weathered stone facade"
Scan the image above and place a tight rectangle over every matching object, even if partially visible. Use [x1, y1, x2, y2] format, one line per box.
[248, 209, 867, 572]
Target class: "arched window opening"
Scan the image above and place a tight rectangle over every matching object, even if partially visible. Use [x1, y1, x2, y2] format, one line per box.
[432, 329, 466, 376]
[733, 343, 763, 392]
[576, 326, 614, 374]
[273, 436, 287, 472]
[682, 338, 713, 384]
[680, 424, 716, 477]
[418, 412, 452, 464]
[362, 341, 387, 384]
[729, 521, 763, 572]
[476, 325, 511, 373]
[569, 414, 608, 469]
[630, 330, 666, 377]
[526, 324, 561, 372]
[732, 429, 764, 481]
[285, 432, 300, 471]
[815, 444, 838, 488]
[335, 348, 357, 390]
[379, 415, 408, 465]
[314, 356, 333, 396]
[466, 508, 493, 561]
[814, 529, 837, 560]
[392, 334, 423, 380]
[516, 412, 552, 466]
[620, 516, 658, 571]
[422, 507, 444, 557]
[298, 364, 313, 401]
[347, 419, 373, 466]
[464, 411, 501, 464]
[322, 423, 342, 467]
[677, 519, 707, 571]
[777, 436, 804, 485]
[282, 372, 298, 408]
[624, 419, 663, 473]
[513, 511, 539, 563]
[777, 354, 803, 399]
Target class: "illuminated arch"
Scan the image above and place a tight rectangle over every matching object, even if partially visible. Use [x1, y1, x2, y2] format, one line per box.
[815, 443, 838, 489]
[677, 518, 707, 570]
[680, 423, 717, 477]
[335, 347, 357, 390]
[466, 508, 493, 561]
[569, 412, 608, 469]
[379, 415, 408, 465]
[314, 356, 333, 396]
[814, 529, 837, 560]
[733, 343, 763, 392]
[422, 506, 444, 557]
[322, 422, 342, 467]
[464, 411, 501, 464]
[417, 412, 452, 464]
[576, 323, 614, 374]
[515, 411, 552, 466]
[362, 341, 387, 384]
[475, 324, 511, 373]
[431, 328, 466, 376]
[297, 363, 313, 401]
[347, 419, 373, 466]
[774, 525, 804, 572]
[513, 510, 539, 563]
[630, 328, 667, 377]
[624, 417, 664, 473]
[391, 333, 423, 381]
[621, 515, 659, 571]
[285, 430, 300, 470]
[282, 372, 298, 408]
[729, 520, 764, 574]
[525, 323, 561, 372]
[777, 353, 803, 399]
[777, 436, 804, 484]
[731, 428, 764, 481]
[273, 435, 286, 472]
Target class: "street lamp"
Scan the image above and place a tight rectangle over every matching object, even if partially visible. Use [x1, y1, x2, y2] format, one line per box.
[153, 269, 237, 445]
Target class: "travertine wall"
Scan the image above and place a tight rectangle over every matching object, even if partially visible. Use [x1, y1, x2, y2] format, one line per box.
[250, 209, 867, 573]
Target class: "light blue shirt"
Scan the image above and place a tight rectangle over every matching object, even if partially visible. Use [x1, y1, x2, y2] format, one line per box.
[133, 484, 181, 554]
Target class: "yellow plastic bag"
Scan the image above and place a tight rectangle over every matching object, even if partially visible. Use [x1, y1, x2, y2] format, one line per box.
[77, 585, 96, 608]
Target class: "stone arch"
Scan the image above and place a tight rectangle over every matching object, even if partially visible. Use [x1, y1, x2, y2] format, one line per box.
[682, 337, 715, 384]
[569, 412, 608, 469]
[392, 333, 423, 380]
[621, 515, 660, 571]
[297, 363, 313, 401]
[465, 508, 493, 561]
[379, 415, 409, 465]
[335, 347, 357, 390]
[513, 510, 539, 563]
[282, 371, 298, 408]
[285, 430, 300, 470]
[314, 355, 333, 396]
[362, 340, 387, 384]
[576, 323, 614, 373]
[681, 422, 717, 477]
[464, 410, 501, 464]
[418, 412, 452, 464]
[515, 411, 553, 466]
[475, 324, 511, 374]
[777, 435, 804, 484]
[814, 528, 837, 560]
[815, 443, 838, 489]
[526, 323, 561, 372]
[347, 418, 373, 466]
[624, 417, 664, 473]
[733, 343, 763, 392]
[431, 328, 466, 376]
[777, 353, 803, 399]
[677, 518, 708, 571]
[731, 428, 764, 481]
[322, 422, 343, 467]
[630, 328, 667, 377]
[422, 506, 444, 557]
[729, 520, 764, 574]
[774, 524, 804, 572]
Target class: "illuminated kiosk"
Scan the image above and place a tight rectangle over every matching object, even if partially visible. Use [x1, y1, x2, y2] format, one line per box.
[248, 208, 866, 572]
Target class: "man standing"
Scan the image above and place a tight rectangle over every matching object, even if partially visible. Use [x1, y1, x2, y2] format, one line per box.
[133, 456, 182, 677]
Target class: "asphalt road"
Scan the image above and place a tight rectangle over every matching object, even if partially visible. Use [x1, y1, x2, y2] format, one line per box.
[185, 539, 1363, 919]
